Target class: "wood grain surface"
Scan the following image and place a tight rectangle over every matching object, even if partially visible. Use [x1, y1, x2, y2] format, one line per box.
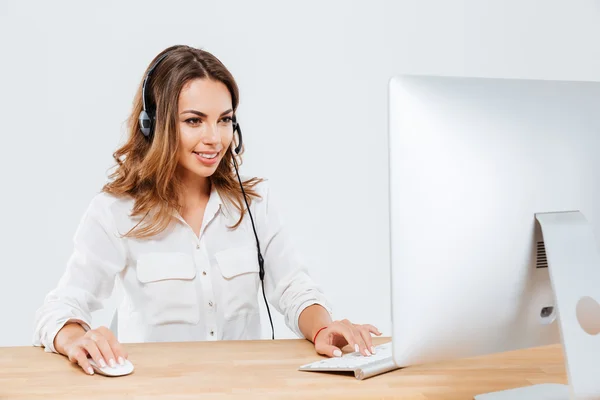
[0, 337, 567, 399]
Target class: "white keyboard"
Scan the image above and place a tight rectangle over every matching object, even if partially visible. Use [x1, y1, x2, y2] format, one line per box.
[298, 341, 399, 380]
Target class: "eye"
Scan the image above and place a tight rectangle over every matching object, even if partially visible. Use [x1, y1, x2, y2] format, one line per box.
[220, 116, 233, 124]
[185, 118, 202, 126]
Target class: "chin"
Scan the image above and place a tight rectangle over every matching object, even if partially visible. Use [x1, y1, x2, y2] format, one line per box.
[189, 160, 221, 177]
[192, 166, 218, 178]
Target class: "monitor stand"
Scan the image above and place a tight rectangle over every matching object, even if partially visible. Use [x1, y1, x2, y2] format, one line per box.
[475, 211, 600, 400]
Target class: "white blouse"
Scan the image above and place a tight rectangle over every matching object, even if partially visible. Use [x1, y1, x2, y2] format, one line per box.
[33, 179, 332, 353]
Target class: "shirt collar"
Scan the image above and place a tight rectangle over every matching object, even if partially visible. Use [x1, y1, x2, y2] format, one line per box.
[207, 183, 225, 219]
[170, 183, 232, 225]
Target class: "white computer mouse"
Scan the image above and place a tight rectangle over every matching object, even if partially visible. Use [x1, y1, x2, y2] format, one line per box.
[88, 359, 135, 377]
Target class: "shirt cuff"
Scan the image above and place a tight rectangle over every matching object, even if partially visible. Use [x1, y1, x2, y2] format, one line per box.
[292, 299, 333, 339]
[40, 317, 91, 354]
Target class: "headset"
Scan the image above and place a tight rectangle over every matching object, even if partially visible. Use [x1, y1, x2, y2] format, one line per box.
[138, 51, 275, 340]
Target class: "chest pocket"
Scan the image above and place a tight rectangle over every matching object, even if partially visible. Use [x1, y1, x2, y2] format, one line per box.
[215, 245, 261, 319]
[136, 252, 200, 326]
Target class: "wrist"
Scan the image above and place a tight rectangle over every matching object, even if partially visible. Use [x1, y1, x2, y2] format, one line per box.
[311, 325, 329, 344]
[54, 323, 86, 355]
[298, 304, 333, 342]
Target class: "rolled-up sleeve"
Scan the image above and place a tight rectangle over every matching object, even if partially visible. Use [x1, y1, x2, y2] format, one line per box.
[32, 195, 126, 352]
[256, 181, 333, 338]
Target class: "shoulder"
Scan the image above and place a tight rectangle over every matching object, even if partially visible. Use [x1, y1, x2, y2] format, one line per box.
[88, 191, 133, 213]
[243, 177, 289, 233]
[244, 176, 270, 199]
[83, 191, 136, 228]
[243, 176, 286, 220]
[238, 175, 274, 209]
[220, 175, 274, 217]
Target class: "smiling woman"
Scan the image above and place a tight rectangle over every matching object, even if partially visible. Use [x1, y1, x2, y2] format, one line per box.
[32, 44, 381, 376]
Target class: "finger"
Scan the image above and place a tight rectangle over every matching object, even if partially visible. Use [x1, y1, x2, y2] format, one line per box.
[357, 326, 375, 355]
[82, 339, 107, 369]
[340, 320, 369, 355]
[350, 327, 370, 356]
[99, 327, 128, 364]
[70, 348, 94, 375]
[109, 339, 128, 365]
[339, 320, 374, 355]
[362, 324, 382, 336]
[315, 342, 343, 358]
[90, 333, 117, 368]
[341, 319, 353, 327]
[327, 323, 358, 353]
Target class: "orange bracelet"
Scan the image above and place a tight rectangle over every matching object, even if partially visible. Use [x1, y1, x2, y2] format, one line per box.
[312, 326, 328, 343]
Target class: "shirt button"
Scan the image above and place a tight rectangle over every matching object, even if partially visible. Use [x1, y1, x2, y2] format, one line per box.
[196, 244, 200, 250]
[208, 301, 213, 307]
[210, 330, 214, 336]
[202, 271, 207, 276]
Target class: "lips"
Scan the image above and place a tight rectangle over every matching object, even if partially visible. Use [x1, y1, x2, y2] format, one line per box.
[192, 150, 221, 166]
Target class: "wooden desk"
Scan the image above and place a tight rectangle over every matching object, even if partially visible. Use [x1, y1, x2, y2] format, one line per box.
[0, 337, 566, 399]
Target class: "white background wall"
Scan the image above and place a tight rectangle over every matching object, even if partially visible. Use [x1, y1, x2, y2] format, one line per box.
[1, 0, 599, 347]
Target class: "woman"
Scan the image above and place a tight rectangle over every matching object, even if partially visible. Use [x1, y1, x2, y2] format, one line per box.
[33, 44, 381, 375]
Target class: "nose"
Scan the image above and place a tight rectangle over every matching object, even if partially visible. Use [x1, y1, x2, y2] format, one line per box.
[200, 122, 219, 145]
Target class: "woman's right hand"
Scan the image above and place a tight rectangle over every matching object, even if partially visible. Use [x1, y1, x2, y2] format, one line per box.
[54, 324, 128, 375]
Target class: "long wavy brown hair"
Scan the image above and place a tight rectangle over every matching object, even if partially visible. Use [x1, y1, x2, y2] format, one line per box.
[103, 45, 262, 239]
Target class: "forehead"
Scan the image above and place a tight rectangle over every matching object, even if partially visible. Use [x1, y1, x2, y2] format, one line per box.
[178, 78, 232, 111]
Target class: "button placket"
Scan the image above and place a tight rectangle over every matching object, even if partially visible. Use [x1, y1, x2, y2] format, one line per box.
[195, 239, 218, 341]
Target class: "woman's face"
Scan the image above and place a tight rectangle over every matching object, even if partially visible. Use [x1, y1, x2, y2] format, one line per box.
[177, 78, 234, 179]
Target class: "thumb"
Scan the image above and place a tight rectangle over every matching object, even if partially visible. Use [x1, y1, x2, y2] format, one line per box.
[315, 342, 343, 358]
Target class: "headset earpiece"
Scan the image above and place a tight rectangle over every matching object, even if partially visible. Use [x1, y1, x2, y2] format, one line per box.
[138, 52, 170, 139]
[138, 109, 153, 138]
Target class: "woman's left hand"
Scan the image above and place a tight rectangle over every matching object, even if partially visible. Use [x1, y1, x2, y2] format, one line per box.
[312, 319, 382, 358]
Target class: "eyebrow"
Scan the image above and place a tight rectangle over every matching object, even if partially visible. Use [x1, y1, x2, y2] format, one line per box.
[180, 109, 233, 117]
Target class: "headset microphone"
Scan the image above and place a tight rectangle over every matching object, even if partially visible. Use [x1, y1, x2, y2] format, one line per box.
[232, 116, 243, 155]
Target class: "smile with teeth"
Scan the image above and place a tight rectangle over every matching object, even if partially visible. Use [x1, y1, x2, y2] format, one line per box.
[193, 151, 218, 159]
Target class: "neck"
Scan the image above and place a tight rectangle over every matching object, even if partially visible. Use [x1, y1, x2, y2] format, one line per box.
[177, 168, 211, 210]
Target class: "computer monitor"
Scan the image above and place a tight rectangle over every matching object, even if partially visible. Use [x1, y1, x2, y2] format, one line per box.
[388, 75, 600, 399]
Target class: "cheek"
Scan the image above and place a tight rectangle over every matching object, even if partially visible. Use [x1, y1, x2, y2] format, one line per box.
[222, 131, 234, 148]
[177, 128, 194, 163]
[179, 126, 195, 148]
[181, 131, 203, 155]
